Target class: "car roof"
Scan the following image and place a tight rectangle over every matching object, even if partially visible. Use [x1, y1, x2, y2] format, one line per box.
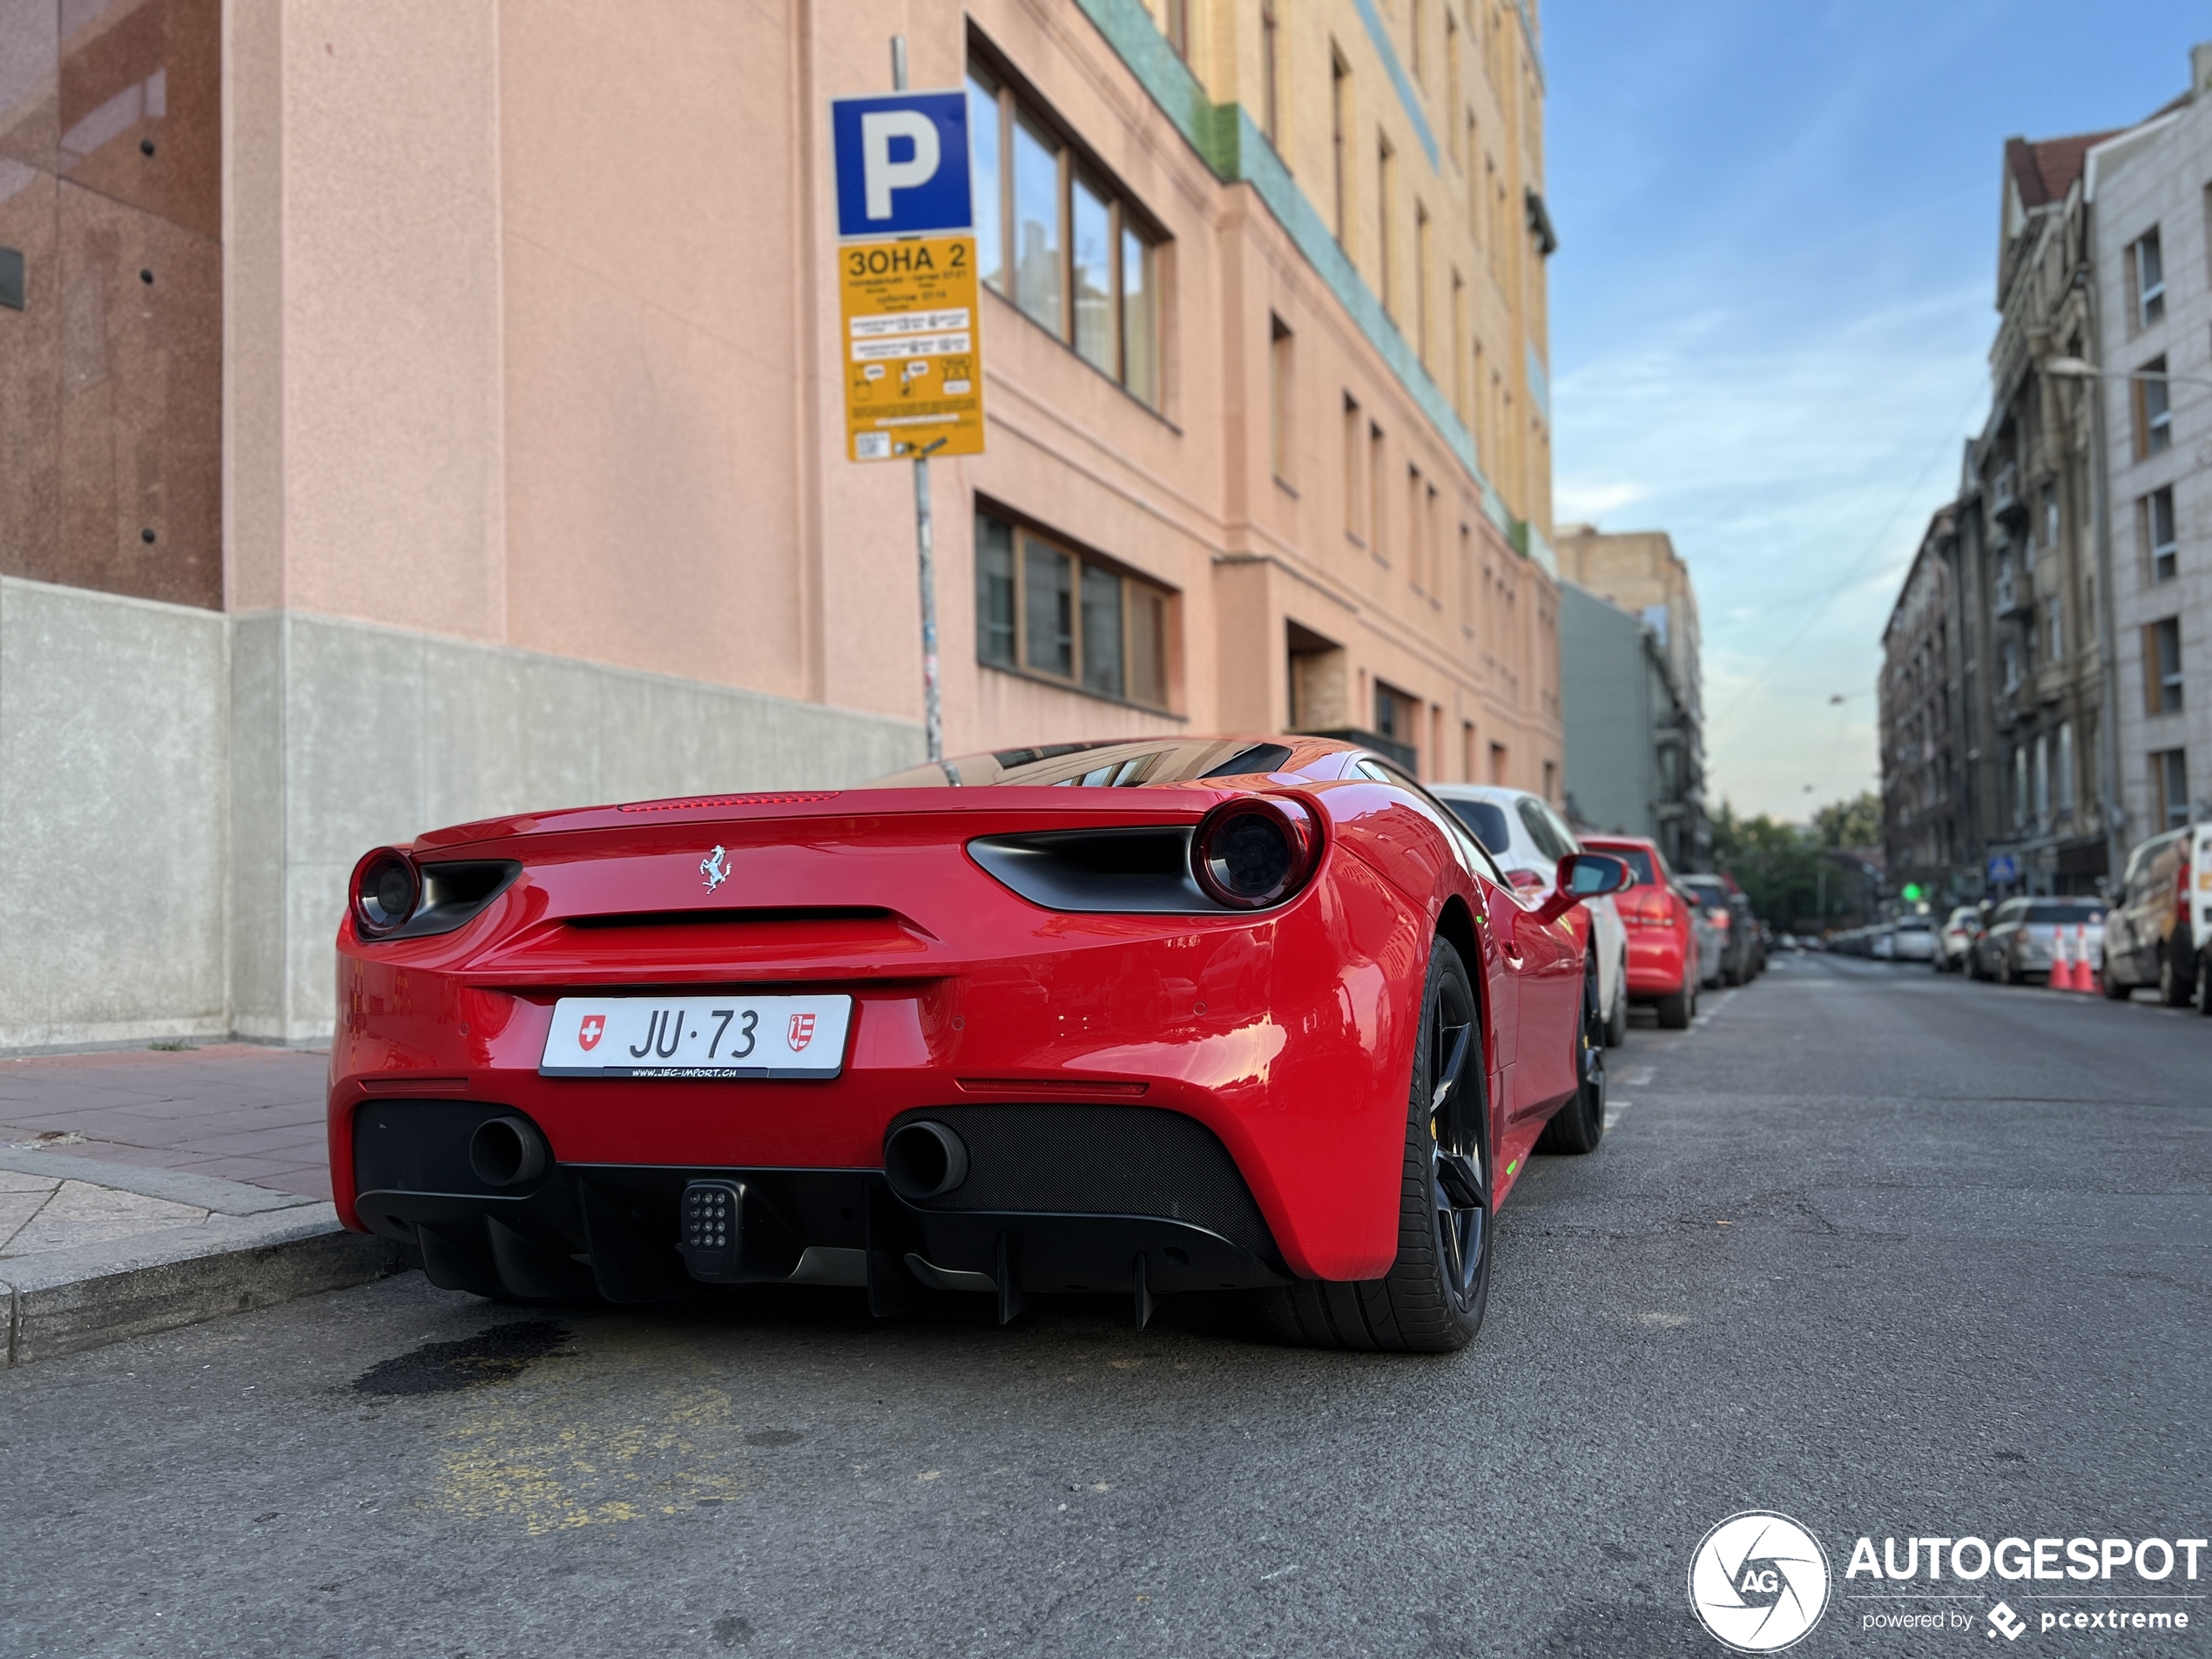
[1426, 782, 1540, 806]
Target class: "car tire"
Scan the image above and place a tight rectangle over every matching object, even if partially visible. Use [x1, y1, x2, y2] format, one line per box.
[1656, 968, 1694, 1029]
[1253, 938, 1490, 1353]
[1536, 957, 1607, 1156]
[2195, 950, 2212, 1016]
[1604, 968, 1629, 1047]
[1999, 952, 2016, 987]
[2158, 946, 2193, 1008]
[2101, 961, 2131, 1001]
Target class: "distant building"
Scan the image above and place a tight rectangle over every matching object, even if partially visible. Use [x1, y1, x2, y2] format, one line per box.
[1879, 506, 1971, 898]
[2087, 44, 2212, 848]
[1554, 525, 1709, 867]
[1558, 581, 1703, 870]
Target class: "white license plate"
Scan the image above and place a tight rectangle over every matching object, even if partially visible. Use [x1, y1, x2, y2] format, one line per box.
[539, 995, 853, 1079]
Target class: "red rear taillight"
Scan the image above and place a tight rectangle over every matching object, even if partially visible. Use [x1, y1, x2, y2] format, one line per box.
[1190, 797, 1322, 910]
[350, 846, 421, 937]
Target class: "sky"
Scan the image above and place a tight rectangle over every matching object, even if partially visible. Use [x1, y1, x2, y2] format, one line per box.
[1542, 0, 2208, 822]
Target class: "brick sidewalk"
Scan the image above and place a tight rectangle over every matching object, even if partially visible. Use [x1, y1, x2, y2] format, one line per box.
[0, 1044, 330, 1201]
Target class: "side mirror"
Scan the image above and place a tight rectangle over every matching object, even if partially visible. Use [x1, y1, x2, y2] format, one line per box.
[1534, 853, 1631, 923]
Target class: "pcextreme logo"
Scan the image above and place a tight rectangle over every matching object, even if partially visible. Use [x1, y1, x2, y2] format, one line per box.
[1689, 1512, 1833, 1652]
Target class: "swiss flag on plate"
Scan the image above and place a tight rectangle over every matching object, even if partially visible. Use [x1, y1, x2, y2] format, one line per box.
[787, 1012, 817, 1052]
[577, 1014, 604, 1052]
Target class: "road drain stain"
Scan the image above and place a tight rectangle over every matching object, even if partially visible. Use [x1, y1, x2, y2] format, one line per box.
[428, 1329, 748, 1534]
[353, 1321, 569, 1396]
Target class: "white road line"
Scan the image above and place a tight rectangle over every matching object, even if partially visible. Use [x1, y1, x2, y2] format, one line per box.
[1618, 1065, 1655, 1088]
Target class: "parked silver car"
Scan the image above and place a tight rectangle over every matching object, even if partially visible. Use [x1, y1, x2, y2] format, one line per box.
[1972, 897, 2107, 985]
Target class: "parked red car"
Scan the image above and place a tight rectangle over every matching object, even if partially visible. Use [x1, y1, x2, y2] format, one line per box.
[328, 736, 1629, 1352]
[1581, 834, 1700, 1028]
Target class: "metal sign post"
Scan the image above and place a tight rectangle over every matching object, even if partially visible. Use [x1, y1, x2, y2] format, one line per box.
[893, 37, 942, 765]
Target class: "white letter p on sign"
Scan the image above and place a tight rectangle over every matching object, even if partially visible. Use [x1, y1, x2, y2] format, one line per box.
[861, 111, 941, 219]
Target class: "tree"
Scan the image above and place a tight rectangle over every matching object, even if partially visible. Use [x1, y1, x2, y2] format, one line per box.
[1712, 802, 1826, 928]
[1813, 791, 1881, 851]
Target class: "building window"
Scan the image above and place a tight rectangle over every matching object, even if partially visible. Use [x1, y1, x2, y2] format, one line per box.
[2146, 617, 2184, 713]
[1542, 759, 1557, 804]
[1409, 0, 1425, 83]
[2055, 721, 2074, 819]
[2012, 746, 2027, 827]
[2033, 734, 2049, 824]
[2136, 355, 2172, 455]
[2154, 748, 2191, 830]
[974, 507, 1171, 707]
[2047, 600, 2062, 663]
[2041, 482, 2058, 547]
[1376, 136, 1395, 315]
[2147, 485, 2178, 582]
[1260, 0, 1281, 148]
[2133, 227, 2165, 328]
[1446, 15, 1461, 158]
[1488, 741, 1507, 785]
[1163, 0, 1190, 58]
[1414, 203, 1432, 363]
[1342, 395, 1363, 540]
[1375, 679, 1419, 752]
[1368, 421, 1387, 559]
[1406, 466, 1425, 590]
[1331, 50, 1351, 244]
[1269, 314, 1293, 481]
[968, 54, 1164, 408]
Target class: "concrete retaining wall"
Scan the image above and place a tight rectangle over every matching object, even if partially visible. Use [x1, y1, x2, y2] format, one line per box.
[0, 577, 925, 1049]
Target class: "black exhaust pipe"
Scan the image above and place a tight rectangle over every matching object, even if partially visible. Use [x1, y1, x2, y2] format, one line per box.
[883, 1120, 969, 1201]
[469, 1115, 549, 1188]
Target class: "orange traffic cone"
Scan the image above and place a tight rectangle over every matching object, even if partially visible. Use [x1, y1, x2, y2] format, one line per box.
[2049, 928, 2075, 991]
[2072, 924, 2096, 993]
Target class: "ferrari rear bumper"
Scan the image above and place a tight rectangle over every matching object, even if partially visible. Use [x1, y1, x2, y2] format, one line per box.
[353, 1098, 1291, 1307]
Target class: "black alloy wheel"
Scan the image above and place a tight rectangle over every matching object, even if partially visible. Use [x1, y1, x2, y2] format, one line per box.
[1254, 938, 1489, 1352]
[1538, 954, 1607, 1156]
[2195, 951, 2212, 1017]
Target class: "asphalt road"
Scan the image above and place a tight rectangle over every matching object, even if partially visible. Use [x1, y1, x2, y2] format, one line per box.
[5, 954, 2209, 1659]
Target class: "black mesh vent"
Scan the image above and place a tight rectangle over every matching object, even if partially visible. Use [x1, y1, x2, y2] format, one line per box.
[893, 1104, 1276, 1258]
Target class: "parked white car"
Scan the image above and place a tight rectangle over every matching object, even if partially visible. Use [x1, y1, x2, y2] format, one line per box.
[1889, 914, 1938, 962]
[1428, 784, 1632, 1046]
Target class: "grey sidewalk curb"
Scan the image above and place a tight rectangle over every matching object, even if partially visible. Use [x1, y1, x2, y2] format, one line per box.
[0, 1148, 320, 1216]
[2, 1200, 415, 1368]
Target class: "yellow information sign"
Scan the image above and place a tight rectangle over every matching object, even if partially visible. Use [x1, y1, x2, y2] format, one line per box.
[838, 234, 985, 462]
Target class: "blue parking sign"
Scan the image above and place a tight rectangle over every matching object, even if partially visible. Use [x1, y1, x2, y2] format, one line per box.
[831, 91, 972, 239]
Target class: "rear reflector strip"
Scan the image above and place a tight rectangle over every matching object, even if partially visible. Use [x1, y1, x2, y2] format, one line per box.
[618, 792, 841, 813]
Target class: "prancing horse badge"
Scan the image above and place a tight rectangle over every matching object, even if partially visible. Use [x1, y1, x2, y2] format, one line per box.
[700, 846, 729, 892]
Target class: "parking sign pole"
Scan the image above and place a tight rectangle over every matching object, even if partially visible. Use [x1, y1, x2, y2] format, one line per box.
[889, 34, 945, 765]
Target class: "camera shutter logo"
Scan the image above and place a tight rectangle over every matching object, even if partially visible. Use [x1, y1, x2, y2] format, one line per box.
[1688, 1512, 1831, 1653]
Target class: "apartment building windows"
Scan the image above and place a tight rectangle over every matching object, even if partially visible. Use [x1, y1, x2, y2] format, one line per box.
[2154, 749, 2191, 830]
[2147, 484, 2178, 581]
[1451, 271, 1467, 423]
[1409, 0, 1425, 84]
[1331, 51, 1350, 243]
[1406, 466, 1425, 590]
[2146, 616, 2184, 712]
[2047, 599, 2062, 663]
[2041, 481, 2058, 547]
[1260, 0, 1281, 149]
[1445, 13, 1460, 157]
[2136, 355, 2172, 455]
[974, 507, 1170, 708]
[2055, 722, 2074, 819]
[967, 57, 1164, 407]
[1269, 315, 1293, 482]
[2012, 745, 2027, 827]
[2131, 227, 2165, 327]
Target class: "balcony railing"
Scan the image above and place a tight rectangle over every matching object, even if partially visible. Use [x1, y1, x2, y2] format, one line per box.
[1991, 463, 2026, 523]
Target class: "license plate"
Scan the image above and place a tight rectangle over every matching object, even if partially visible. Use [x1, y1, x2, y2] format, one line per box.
[539, 995, 853, 1079]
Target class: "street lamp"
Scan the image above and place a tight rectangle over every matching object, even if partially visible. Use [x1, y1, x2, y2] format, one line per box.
[2043, 355, 2212, 390]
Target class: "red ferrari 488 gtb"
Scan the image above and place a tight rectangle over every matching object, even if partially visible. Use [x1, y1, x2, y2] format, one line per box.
[329, 736, 1627, 1352]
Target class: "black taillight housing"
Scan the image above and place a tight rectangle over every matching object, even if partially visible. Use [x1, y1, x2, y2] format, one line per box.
[1190, 797, 1322, 910]
[351, 846, 420, 937]
[348, 850, 520, 941]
